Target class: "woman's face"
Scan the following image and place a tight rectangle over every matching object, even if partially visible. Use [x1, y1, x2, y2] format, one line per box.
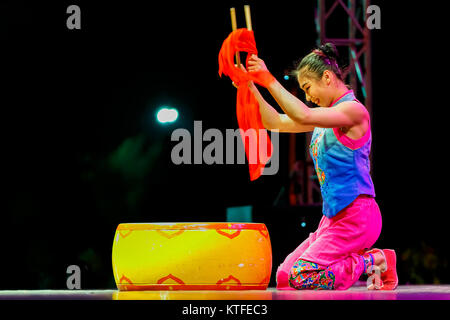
[297, 71, 334, 107]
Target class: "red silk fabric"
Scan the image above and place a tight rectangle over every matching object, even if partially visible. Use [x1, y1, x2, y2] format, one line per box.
[218, 29, 275, 181]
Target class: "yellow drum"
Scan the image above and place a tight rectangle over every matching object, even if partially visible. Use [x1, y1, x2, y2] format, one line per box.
[112, 222, 272, 290]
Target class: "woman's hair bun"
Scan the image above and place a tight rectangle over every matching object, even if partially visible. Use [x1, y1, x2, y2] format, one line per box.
[318, 43, 339, 60]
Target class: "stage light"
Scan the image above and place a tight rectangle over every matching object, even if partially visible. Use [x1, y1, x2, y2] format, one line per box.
[301, 222, 306, 228]
[284, 75, 289, 81]
[156, 107, 178, 124]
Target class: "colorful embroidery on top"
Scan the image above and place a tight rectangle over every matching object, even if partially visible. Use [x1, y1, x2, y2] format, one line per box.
[289, 259, 335, 290]
[308, 90, 376, 218]
[310, 130, 326, 186]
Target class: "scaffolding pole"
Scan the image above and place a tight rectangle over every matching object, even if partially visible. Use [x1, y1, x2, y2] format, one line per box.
[289, 0, 373, 206]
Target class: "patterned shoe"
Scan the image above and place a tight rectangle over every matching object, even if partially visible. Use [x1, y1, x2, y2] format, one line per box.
[366, 248, 398, 290]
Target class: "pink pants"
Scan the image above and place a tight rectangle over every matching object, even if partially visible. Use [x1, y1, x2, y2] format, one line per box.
[276, 195, 382, 290]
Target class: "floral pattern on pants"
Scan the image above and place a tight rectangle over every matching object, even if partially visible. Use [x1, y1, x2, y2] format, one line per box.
[289, 259, 336, 290]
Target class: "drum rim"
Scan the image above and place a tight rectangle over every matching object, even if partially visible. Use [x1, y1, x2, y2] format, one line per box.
[116, 222, 268, 231]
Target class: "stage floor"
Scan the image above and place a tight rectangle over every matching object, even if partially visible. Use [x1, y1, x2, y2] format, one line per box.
[0, 285, 449, 300]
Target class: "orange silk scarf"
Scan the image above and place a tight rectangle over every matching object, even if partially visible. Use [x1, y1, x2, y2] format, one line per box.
[218, 29, 275, 181]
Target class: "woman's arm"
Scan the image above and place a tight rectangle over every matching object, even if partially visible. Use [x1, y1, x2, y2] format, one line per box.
[249, 81, 315, 133]
[248, 55, 366, 129]
[267, 80, 365, 128]
[266, 79, 312, 123]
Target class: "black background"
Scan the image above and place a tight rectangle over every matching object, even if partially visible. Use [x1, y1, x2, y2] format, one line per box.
[1, 0, 447, 289]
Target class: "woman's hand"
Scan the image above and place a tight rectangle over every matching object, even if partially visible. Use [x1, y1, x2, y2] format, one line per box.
[247, 54, 269, 73]
[231, 63, 257, 93]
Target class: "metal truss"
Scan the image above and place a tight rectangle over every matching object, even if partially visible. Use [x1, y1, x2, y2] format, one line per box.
[287, 0, 373, 207]
[316, 0, 372, 115]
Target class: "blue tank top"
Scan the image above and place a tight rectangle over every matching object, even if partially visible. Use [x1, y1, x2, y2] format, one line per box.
[309, 90, 375, 218]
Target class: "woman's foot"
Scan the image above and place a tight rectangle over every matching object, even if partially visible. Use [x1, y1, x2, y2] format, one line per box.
[370, 249, 387, 272]
[364, 248, 398, 290]
[363, 249, 384, 289]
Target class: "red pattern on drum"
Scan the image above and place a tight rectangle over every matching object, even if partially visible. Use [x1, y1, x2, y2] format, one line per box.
[119, 230, 132, 238]
[216, 229, 241, 239]
[216, 275, 242, 286]
[156, 230, 185, 239]
[258, 228, 269, 238]
[157, 273, 185, 285]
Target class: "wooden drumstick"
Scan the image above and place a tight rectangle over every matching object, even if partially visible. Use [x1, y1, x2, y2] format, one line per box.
[230, 7, 238, 31]
[244, 5, 252, 31]
[230, 8, 241, 67]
